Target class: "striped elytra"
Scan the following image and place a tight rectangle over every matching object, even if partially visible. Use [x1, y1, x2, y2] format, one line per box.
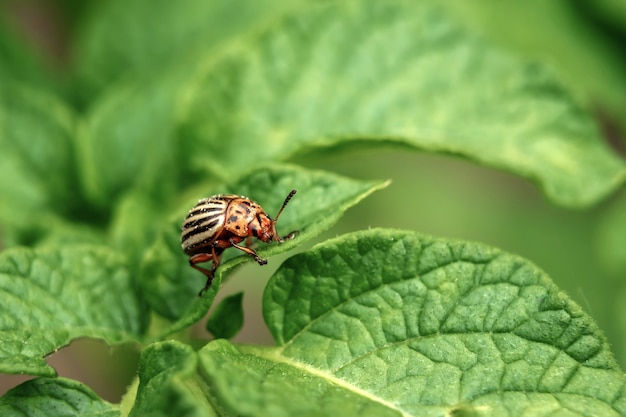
[181, 190, 298, 296]
[181, 195, 234, 256]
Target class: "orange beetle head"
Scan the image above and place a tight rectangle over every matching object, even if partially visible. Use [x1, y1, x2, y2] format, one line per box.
[252, 190, 297, 243]
[253, 213, 277, 243]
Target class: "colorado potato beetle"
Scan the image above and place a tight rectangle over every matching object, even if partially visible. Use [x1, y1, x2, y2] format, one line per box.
[181, 190, 298, 296]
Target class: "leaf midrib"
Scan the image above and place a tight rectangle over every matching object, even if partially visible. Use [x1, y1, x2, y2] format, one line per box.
[248, 346, 624, 416]
[253, 348, 410, 417]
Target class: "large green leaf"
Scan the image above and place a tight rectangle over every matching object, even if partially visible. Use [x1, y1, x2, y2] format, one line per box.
[0, 377, 119, 417]
[127, 230, 626, 415]
[440, 0, 626, 134]
[141, 164, 388, 330]
[178, 0, 626, 207]
[0, 246, 146, 376]
[201, 229, 626, 416]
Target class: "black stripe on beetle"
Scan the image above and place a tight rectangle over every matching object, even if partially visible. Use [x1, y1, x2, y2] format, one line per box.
[183, 212, 223, 231]
[181, 218, 222, 241]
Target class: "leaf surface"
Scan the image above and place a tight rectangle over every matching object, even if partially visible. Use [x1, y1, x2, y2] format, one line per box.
[127, 230, 626, 416]
[0, 246, 145, 376]
[440, 0, 626, 134]
[199, 340, 400, 417]
[199, 229, 626, 416]
[0, 377, 119, 417]
[179, 0, 626, 207]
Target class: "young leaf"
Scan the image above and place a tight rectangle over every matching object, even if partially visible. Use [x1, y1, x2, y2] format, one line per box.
[129, 341, 215, 417]
[220, 164, 391, 265]
[0, 246, 146, 376]
[178, 0, 626, 207]
[233, 229, 625, 416]
[0, 377, 119, 417]
[206, 292, 244, 339]
[141, 164, 388, 329]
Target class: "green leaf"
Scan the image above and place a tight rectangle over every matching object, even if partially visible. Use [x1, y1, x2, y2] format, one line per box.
[198, 340, 400, 417]
[78, 72, 187, 207]
[128, 230, 626, 415]
[74, 0, 306, 204]
[74, 0, 297, 94]
[218, 164, 390, 269]
[129, 341, 215, 417]
[231, 228, 625, 416]
[178, 0, 626, 207]
[0, 377, 119, 417]
[206, 292, 244, 339]
[0, 246, 146, 376]
[140, 164, 388, 330]
[108, 191, 162, 268]
[0, 85, 80, 240]
[440, 0, 626, 134]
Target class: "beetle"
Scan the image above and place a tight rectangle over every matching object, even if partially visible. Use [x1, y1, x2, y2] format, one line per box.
[181, 189, 298, 296]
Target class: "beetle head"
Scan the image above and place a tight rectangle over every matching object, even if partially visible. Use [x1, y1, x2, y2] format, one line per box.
[254, 213, 277, 243]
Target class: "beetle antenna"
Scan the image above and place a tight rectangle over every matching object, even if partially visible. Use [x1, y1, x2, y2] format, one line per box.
[274, 189, 297, 221]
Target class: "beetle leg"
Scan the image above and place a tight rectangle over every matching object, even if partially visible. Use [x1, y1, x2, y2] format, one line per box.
[190, 245, 222, 296]
[229, 238, 267, 265]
